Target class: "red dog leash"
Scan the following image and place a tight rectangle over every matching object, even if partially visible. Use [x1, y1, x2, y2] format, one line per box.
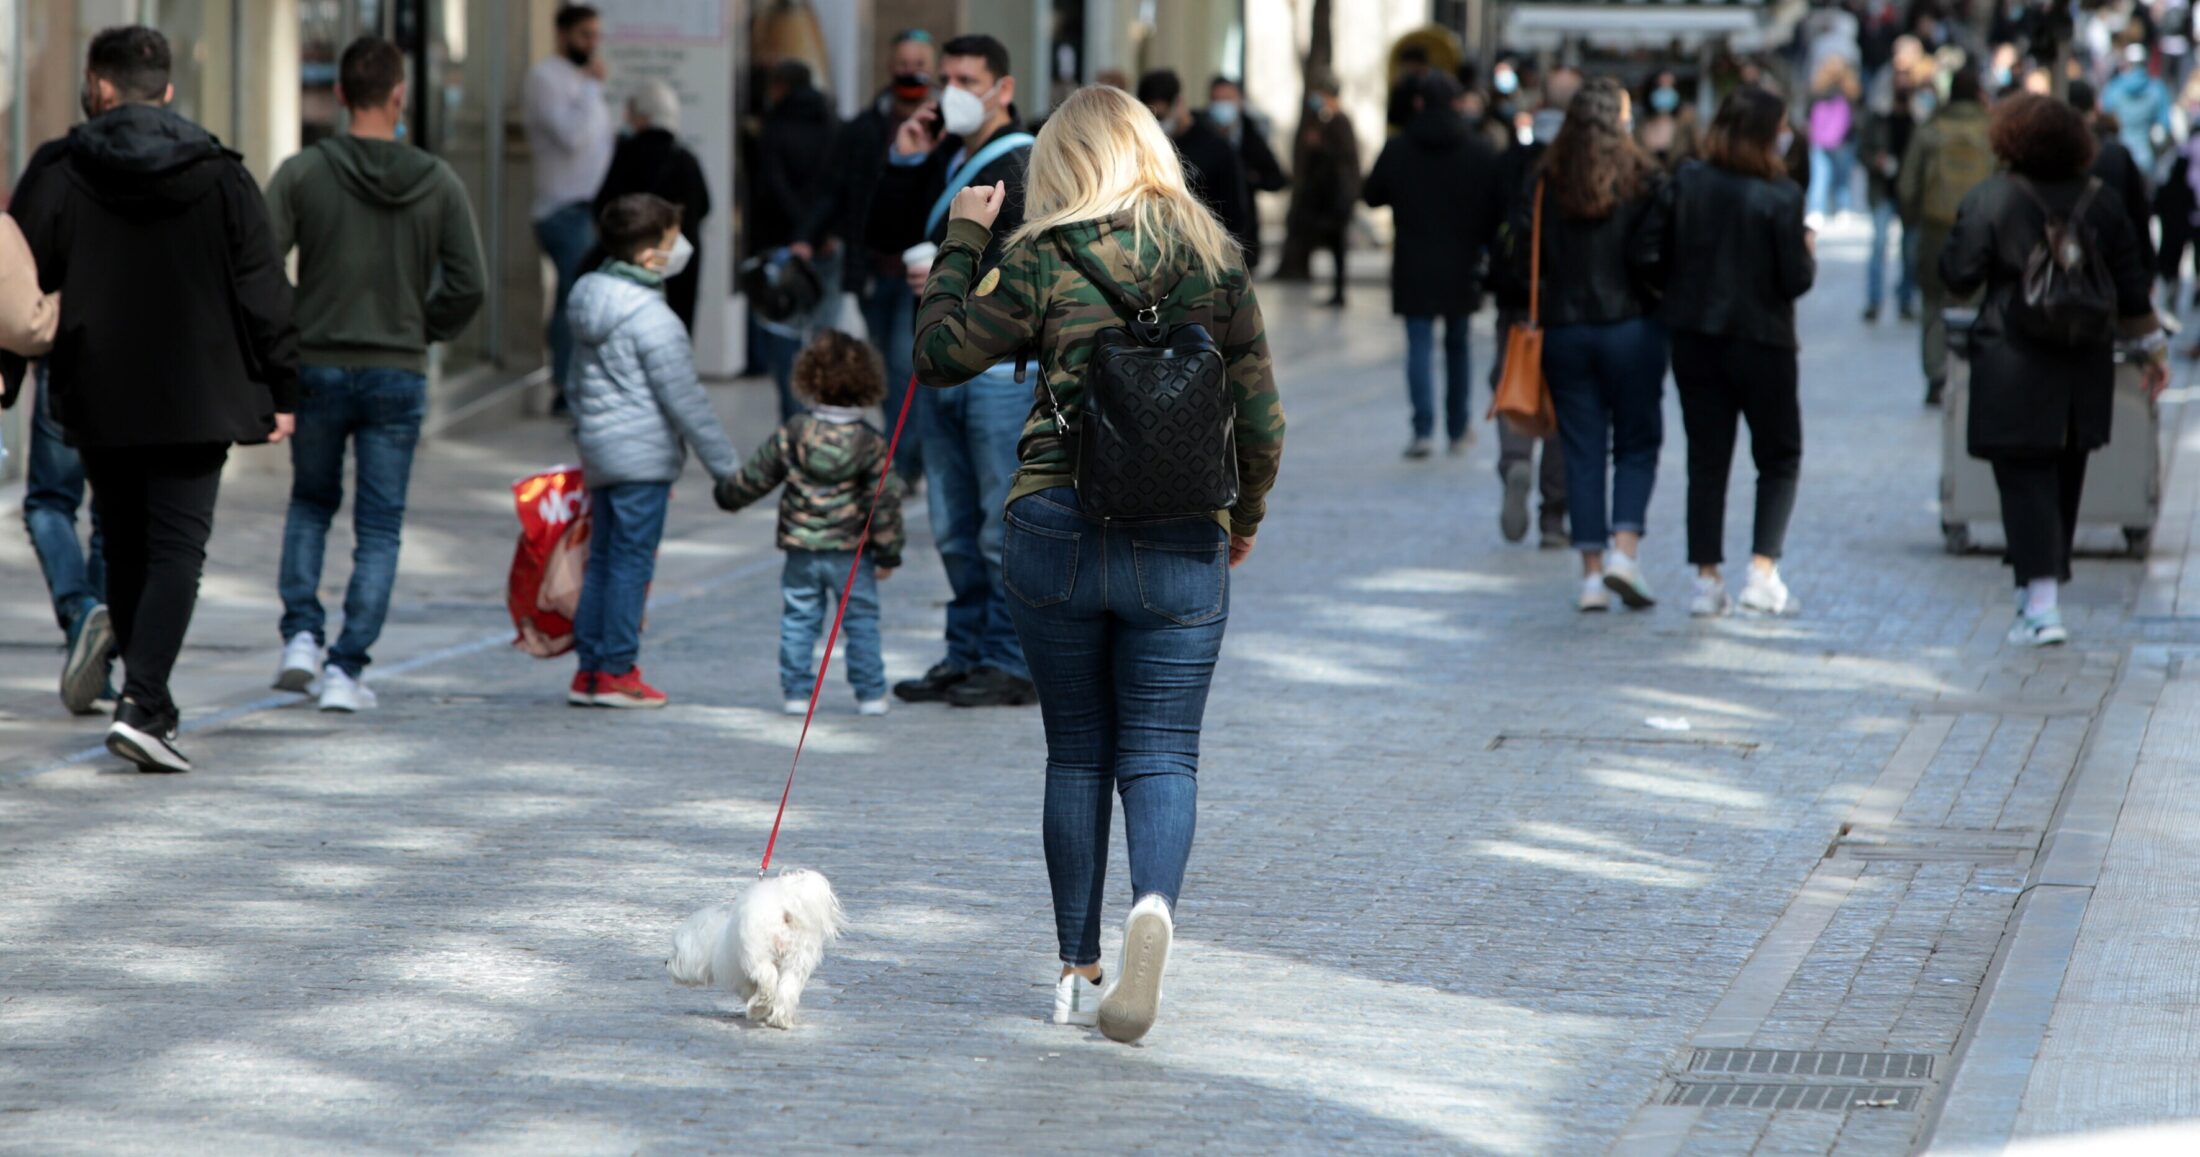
[759, 374, 922, 875]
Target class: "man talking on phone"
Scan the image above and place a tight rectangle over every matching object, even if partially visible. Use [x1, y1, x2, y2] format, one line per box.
[875, 33, 1037, 709]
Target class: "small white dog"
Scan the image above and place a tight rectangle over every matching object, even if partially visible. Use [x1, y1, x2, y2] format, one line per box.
[667, 869, 845, 1029]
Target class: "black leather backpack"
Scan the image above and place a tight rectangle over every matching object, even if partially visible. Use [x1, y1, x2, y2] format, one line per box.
[1038, 236, 1239, 520]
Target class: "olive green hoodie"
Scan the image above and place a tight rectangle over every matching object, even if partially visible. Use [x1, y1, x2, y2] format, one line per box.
[265, 134, 486, 371]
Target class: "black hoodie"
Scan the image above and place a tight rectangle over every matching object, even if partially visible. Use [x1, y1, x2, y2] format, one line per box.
[755, 85, 838, 249]
[1363, 105, 1505, 317]
[11, 103, 297, 447]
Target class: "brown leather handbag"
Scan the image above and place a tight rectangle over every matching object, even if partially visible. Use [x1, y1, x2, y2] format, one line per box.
[1489, 180, 1556, 439]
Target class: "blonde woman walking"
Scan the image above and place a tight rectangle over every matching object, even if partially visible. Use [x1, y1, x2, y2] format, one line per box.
[913, 84, 1285, 1044]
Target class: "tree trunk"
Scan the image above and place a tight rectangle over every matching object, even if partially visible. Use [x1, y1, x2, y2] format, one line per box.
[1276, 0, 1335, 280]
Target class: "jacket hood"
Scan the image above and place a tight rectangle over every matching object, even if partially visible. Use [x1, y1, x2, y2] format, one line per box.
[64, 104, 232, 213]
[1405, 107, 1468, 149]
[2107, 68, 2156, 99]
[568, 267, 663, 346]
[791, 414, 877, 484]
[315, 134, 445, 207]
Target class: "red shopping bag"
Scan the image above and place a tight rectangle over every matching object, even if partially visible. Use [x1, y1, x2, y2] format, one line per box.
[509, 466, 591, 658]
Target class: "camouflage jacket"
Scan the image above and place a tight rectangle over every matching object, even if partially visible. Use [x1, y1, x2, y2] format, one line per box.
[912, 215, 1284, 536]
[713, 408, 906, 568]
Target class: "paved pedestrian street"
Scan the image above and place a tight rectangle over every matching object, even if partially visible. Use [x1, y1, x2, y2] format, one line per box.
[6, 225, 2200, 1154]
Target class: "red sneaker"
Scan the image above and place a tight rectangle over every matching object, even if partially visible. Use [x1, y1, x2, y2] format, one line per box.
[568, 670, 599, 707]
[595, 667, 669, 709]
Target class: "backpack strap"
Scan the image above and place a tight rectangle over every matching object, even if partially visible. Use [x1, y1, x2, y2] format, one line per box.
[924, 131, 1038, 237]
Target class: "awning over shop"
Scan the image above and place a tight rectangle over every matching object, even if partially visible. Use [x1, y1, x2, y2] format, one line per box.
[1502, 0, 1806, 52]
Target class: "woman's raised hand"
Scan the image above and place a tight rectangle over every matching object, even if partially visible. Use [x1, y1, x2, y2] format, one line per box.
[950, 181, 1008, 230]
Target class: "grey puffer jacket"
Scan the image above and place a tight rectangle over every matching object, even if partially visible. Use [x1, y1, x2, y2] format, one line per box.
[566, 262, 741, 486]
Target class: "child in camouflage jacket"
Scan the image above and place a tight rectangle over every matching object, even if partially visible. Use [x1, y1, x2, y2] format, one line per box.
[714, 329, 906, 716]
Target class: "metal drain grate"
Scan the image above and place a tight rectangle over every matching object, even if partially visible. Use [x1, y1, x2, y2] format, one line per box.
[1665, 1083, 1921, 1111]
[1486, 733, 1761, 755]
[1689, 1050, 1935, 1080]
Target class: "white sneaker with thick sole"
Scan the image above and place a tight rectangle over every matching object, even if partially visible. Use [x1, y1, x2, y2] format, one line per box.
[1690, 574, 1731, 618]
[1602, 554, 1657, 609]
[275, 631, 322, 693]
[317, 665, 378, 713]
[1052, 971, 1103, 1026]
[857, 698, 889, 717]
[1578, 575, 1612, 613]
[782, 698, 810, 716]
[2008, 609, 2069, 647]
[1098, 895, 1173, 1044]
[1738, 568, 1793, 616]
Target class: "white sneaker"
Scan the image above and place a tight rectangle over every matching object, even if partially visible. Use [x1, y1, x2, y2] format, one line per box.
[1602, 554, 1657, 609]
[2007, 608, 2069, 647]
[317, 665, 377, 713]
[1738, 567, 1793, 616]
[1690, 574, 1731, 618]
[275, 631, 321, 693]
[1578, 575, 1612, 613]
[1403, 436, 1433, 460]
[856, 697, 889, 717]
[1052, 970, 1103, 1026]
[782, 698, 810, 716]
[1098, 894, 1174, 1044]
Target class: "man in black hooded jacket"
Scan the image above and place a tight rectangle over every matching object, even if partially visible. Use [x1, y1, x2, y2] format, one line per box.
[11, 25, 298, 773]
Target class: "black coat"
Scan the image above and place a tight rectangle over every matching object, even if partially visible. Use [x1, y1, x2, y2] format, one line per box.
[1488, 138, 1548, 310]
[1363, 107, 1504, 317]
[2090, 131, 2156, 273]
[755, 86, 838, 249]
[1940, 173, 2154, 457]
[1509, 175, 1670, 328]
[798, 99, 897, 258]
[1176, 119, 1254, 255]
[10, 104, 297, 447]
[1662, 161, 1815, 349]
[593, 128, 711, 331]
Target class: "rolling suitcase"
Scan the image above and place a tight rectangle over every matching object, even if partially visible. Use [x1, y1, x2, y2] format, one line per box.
[1939, 309, 2160, 557]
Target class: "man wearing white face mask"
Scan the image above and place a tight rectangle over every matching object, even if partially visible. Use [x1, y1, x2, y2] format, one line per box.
[263, 37, 487, 712]
[877, 33, 1041, 709]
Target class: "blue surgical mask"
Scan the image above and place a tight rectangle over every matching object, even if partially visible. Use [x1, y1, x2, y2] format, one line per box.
[1208, 100, 1240, 128]
[395, 120, 408, 141]
[1651, 86, 1680, 114]
[1495, 70, 1519, 95]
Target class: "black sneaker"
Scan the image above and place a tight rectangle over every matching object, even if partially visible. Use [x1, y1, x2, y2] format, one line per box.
[947, 667, 1039, 708]
[1898, 302, 1919, 322]
[892, 663, 970, 703]
[1924, 378, 1946, 408]
[1862, 305, 1880, 323]
[107, 697, 189, 773]
[60, 603, 115, 716]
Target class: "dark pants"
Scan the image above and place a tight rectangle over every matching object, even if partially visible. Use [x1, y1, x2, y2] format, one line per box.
[24, 368, 105, 632]
[1671, 331, 1803, 567]
[1317, 227, 1348, 301]
[80, 443, 228, 715]
[1992, 448, 2090, 585]
[1403, 315, 1470, 441]
[1003, 488, 1227, 966]
[923, 366, 1030, 681]
[1917, 224, 1961, 386]
[278, 366, 429, 677]
[1544, 316, 1668, 550]
[1491, 307, 1567, 533]
[572, 482, 672, 676]
[860, 269, 925, 481]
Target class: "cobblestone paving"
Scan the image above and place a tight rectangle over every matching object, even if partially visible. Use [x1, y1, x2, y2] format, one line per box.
[0, 225, 2186, 1153]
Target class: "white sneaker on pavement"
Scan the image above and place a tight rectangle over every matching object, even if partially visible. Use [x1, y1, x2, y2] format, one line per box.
[1098, 894, 1173, 1044]
[2007, 609, 2069, 647]
[1690, 574, 1731, 618]
[857, 698, 889, 717]
[1578, 575, 1612, 613]
[276, 631, 321, 693]
[1738, 567, 1793, 616]
[1602, 553, 1657, 609]
[1052, 970, 1103, 1026]
[317, 665, 377, 713]
[783, 698, 810, 716]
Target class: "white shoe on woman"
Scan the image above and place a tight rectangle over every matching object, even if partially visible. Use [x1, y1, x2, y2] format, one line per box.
[1098, 895, 1173, 1043]
[1052, 971, 1103, 1026]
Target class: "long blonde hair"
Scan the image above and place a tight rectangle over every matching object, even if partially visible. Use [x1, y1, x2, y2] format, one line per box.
[1006, 84, 1240, 284]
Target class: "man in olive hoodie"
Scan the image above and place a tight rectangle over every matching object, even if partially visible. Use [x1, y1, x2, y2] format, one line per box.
[264, 36, 486, 713]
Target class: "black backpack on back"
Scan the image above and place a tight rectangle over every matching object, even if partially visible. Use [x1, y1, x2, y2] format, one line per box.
[1038, 235, 1239, 520]
[2008, 176, 2118, 348]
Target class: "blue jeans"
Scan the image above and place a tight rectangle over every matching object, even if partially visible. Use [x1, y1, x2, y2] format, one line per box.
[1003, 488, 1227, 965]
[1404, 315, 1471, 441]
[1866, 199, 1918, 312]
[24, 366, 105, 632]
[277, 366, 429, 677]
[572, 482, 671, 676]
[923, 365, 1030, 681]
[534, 202, 596, 389]
[861, 271, 925, 480]
[779, 549, 885, 701]
[1544, 317, 1668, 550]
[1808, 143, 1857, 217]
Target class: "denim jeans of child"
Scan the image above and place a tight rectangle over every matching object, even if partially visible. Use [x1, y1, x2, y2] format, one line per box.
[1545, 316, 1668, 550]
[278, 366, 429, 677]
[24, 366, 104, 632]
[1404, 314, 1471, 442]
[1003, 487, 1228, 965]
[779, 548, 885, 702]
[572, 482, 672, 676]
